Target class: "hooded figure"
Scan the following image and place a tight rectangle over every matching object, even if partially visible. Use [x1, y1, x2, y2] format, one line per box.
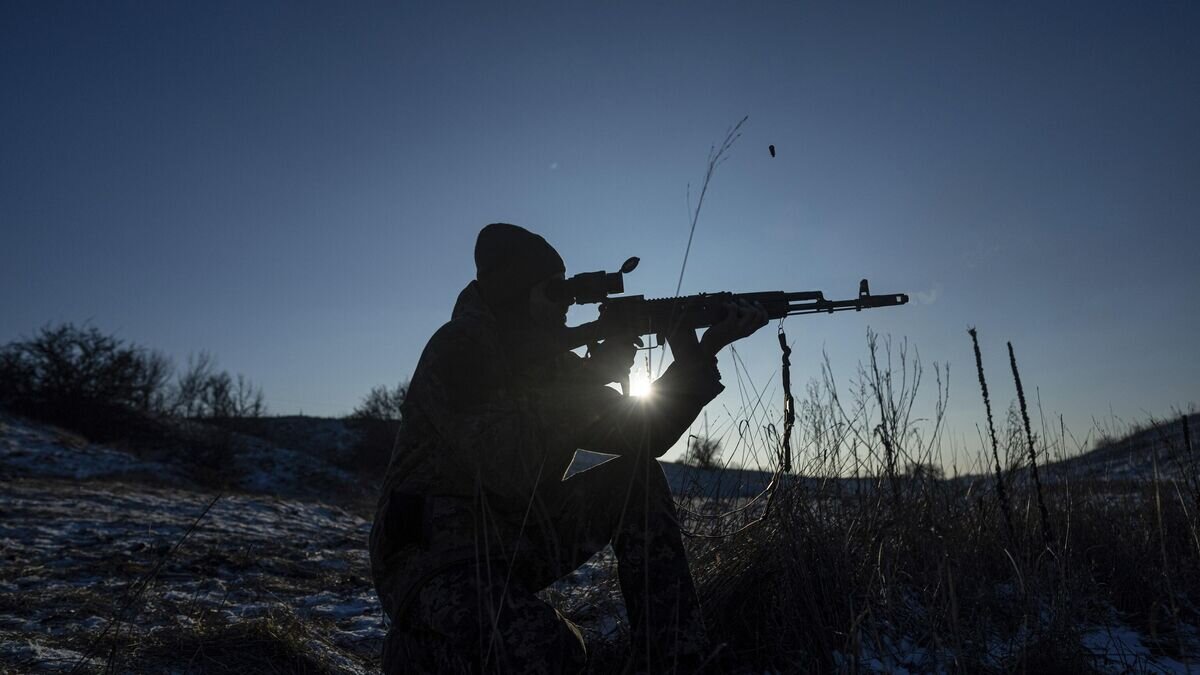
[474, 222, 565, 319]
[369, 223, 762, 674]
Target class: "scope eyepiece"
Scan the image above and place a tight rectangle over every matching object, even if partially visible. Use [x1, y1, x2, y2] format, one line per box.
[546, 270, 624, 305]
[544, 257, 637, 305]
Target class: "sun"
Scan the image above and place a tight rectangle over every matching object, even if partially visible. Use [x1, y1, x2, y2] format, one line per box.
[628, 376, 653, 398]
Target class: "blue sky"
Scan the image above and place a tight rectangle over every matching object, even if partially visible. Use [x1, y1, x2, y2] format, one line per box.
[3, 2, 1197, 468]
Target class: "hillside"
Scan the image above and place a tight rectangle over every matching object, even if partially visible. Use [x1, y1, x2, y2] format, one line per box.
[1046, 417, 1196, 482]
[3, 411, 1198, 673]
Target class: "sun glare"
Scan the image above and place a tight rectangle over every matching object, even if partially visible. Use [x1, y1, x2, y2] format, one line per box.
[628, 376, 653, 398]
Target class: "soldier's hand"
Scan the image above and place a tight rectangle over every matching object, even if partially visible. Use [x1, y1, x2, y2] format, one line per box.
[587, 337, 642, 384]
[699, 300, 769, 356]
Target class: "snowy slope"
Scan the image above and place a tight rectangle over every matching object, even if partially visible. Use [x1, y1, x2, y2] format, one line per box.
[0, 413, 615, 673]
[3, 412, 1197, 673]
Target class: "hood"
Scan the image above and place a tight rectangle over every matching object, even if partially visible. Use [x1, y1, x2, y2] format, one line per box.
[451, 281, 492, 322]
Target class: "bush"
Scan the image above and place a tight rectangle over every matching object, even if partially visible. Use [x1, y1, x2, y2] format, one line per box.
[903, 460, 945, 481]
[685, 435, 722, 469]
[0, 324, 173, 435]
[0, 324, 267, 443]
[171, 352, 265, 419]
[350, 381, 407, 421]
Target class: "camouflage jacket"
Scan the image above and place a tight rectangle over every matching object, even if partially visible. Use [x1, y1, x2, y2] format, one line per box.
[369, 281, 723, 616]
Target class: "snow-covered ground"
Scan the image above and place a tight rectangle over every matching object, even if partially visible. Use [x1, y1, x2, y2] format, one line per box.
[0, 412, 368, 505]
[0, 412, 390, 672]
[2, 412, 1198, 673]
[0, 415, 187, 484]
[1039, 418, 1197, 484]
[0, 470, 381, 667]
[0, 413, 618, 673]
[0, 478, 383, 672]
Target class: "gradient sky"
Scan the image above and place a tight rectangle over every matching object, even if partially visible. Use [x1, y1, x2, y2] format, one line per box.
[3, 2, 1197, 468]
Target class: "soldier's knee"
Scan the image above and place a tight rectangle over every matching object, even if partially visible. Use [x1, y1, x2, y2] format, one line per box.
[391, 573, 588, 675]
[490, 607, 587, 674]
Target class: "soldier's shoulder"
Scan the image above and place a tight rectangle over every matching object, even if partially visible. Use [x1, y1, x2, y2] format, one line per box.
[410, 315, 502, 404]
[423, 313, 499, 360]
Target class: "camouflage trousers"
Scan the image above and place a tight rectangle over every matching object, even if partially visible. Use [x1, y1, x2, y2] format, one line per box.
[376, 454, 707, 674]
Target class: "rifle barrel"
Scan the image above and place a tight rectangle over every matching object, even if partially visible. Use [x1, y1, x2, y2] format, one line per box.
[786, 292, 908, 315]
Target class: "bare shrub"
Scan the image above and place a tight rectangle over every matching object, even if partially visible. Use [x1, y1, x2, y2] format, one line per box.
[903, 460, 945, 481]
[685, 435, 722, 470]
[351, 381, 407, 421]
[171, 352, 265, 419]
[172, 352, 216, 418]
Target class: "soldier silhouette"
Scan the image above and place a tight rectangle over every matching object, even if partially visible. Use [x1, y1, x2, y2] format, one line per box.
[369, 223, 768, 673]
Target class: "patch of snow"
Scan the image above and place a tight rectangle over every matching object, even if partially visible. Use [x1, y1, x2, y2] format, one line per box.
[0, 414, 184, 483]
[0, 636, 87, 672]
[0, 478, 381, 672]
[832, 633, 950, 674]
[1083, 622, 1197, 674]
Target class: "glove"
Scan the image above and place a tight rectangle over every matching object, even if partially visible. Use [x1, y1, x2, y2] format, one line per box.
[586, 337, 642, 385]
[699, 299, 769, 356]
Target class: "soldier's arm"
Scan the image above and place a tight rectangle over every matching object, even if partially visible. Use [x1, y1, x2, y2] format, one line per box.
[569, 354, 724, 458]
[567, 298, 767, 457]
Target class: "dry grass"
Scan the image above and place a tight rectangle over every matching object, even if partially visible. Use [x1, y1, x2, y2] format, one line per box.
[667, 332, 1200, 673]
[122, 614, 331, 674]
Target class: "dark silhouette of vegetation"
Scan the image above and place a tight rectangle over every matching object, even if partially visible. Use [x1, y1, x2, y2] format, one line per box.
[342, 417, 402, 487]
[350, 381, 406, 421]
[0, 323, 171, 413]
[1009, 340, 1055, 548]
[686, 333, 1197, 673]
[0, 324, 172, 440]
[685, 434, 722, 470]
[969, 326, 1016, 542]
[0, 324, 266, 442]
[341, 382, 407, 484]
[171, 352, 265, 419]
[902, 460, 944, 481]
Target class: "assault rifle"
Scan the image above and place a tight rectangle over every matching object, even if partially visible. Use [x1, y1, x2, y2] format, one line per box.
[552, 257, 909, 350]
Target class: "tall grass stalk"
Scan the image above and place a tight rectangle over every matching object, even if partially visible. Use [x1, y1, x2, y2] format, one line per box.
[1185, 414, 1194, 461]
[1007, 341, 1054, 549]
[867, 331, 900, 497]
[1185, 414, 1200, 515]
[969, 327, 1014, 542]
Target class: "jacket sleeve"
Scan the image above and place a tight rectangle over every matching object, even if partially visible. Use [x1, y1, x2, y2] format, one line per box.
[567, 355, 725, 458]
[409, 322, 568, 503]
